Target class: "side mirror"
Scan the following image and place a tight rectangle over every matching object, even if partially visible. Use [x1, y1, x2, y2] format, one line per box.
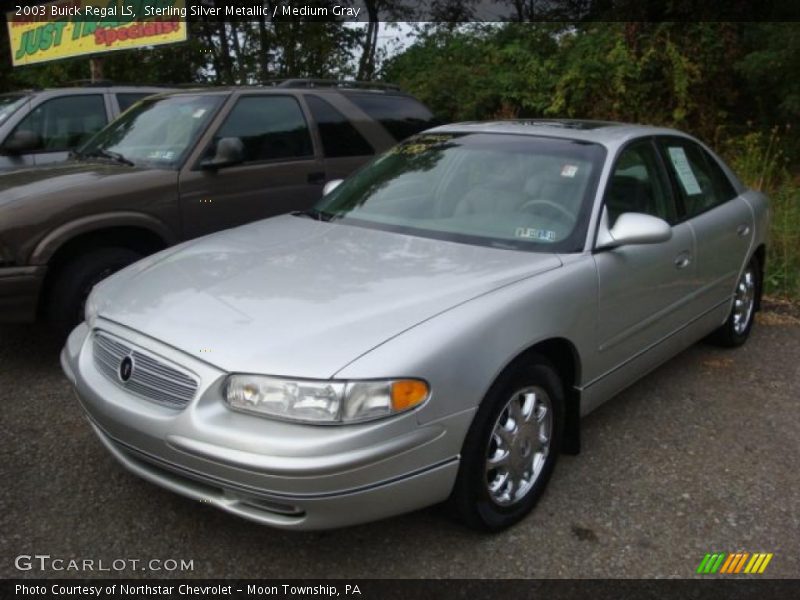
[201, 137, 244, 170]
[1, 130, 42, 155]
[596, 210, 672, 249]
[323, 179, 343, 196]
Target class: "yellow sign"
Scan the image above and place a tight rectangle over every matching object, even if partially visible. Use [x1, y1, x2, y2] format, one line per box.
[7, 0, 187, 67]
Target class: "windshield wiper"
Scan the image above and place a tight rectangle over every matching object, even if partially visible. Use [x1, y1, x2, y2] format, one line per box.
[84, 148, 135, 166]
[293, 208, 334, 222]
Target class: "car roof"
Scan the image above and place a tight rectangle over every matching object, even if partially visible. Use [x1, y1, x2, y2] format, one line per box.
[426, 119, 693, 147]
[157, 86, 416, 97]
[2, 86, 173, 96]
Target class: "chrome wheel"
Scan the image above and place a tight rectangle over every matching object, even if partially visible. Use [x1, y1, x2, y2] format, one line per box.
[732, 266, 756, 335]
[485, 386, 552, 506]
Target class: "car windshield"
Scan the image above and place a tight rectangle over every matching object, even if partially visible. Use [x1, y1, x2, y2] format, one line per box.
[313, 132, 606, 252]
[77, 94, 224, 169]
[0, 94, 29, 125]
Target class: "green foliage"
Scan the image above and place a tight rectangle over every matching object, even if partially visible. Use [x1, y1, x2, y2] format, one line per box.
[384, 22, 757, 137]
[736, 23, 800, 122]
[721, 129, 800, 299]
[722, 128, 790, 193]
[765, 180, 800, 299]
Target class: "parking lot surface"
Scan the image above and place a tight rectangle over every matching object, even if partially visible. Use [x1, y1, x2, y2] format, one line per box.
[1, 312, 798, 579]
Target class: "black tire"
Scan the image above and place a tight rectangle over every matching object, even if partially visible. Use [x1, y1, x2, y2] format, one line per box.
[452, 355, 564, 532]
[46, 247, 142, 335]
[707, 257, 761, 348]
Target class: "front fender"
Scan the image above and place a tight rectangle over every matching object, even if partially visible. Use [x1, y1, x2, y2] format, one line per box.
[30, 211, 178, 265]
[334, 255, 597, 426]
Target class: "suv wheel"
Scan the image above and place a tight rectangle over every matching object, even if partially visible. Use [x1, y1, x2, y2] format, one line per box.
[452, 356, 564, 532]
[46, 247, 142, 335]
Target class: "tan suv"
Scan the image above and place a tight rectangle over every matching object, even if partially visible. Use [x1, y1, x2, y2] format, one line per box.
[0, 80, 435, 331]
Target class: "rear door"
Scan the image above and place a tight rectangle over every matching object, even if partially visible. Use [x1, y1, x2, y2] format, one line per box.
[178, 93, 325, 239]
[593, 138, 698, 374]
[656, 136, 753, 315]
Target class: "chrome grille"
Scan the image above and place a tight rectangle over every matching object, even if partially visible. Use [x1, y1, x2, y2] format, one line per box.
[93, 331, 198, 409]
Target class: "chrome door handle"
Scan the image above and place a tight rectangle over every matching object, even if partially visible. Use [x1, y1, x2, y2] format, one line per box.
[674, 252, 692, 269]
[737, 224, 751, 237]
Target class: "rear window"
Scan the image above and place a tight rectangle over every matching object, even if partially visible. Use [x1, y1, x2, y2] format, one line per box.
[347, 93, 435, 142]
[305, 95, 374, 158]
[116, 93, 152, 113]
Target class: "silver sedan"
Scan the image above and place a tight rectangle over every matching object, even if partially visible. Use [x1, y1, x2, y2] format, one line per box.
[61, 120, 769, 531]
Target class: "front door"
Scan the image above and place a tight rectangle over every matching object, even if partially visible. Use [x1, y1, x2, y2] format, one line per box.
[593, 139, 698, 376]
[178, 94, 325, 239]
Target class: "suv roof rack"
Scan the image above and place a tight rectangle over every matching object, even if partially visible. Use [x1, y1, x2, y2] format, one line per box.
[62, 80, 178, 88]
[64, 79, 116, 87]
[268, 78, 401, 92]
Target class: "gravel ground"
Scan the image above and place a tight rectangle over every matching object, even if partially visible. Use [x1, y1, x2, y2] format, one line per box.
[1, 312, 798, 579]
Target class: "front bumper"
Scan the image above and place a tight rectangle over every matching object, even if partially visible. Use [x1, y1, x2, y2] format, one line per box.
[61, 320, 472, 530]
[0, 265, 45, 322]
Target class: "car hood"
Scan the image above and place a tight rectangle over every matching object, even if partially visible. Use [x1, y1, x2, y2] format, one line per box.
[94, 215, 562, 378]
[0, 160, 163, 207]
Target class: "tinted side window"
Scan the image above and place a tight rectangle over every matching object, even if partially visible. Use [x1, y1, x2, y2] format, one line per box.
[116, 93, 151, 113]
[606, 141, 676, 226]
[305, 95, 374, 157]
[12, 95, 107, 152]
[660, 139, 736, 218]
[209, 96, 312, 162]
[700, 148, 737, 204]
[347, 94, 435, 142]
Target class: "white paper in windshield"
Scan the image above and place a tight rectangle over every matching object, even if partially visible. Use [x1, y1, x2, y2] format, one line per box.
[668, 146, 702, 195]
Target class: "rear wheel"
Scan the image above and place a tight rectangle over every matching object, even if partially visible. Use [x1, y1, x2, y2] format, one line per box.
[452, 356, 564, 532]
[708, 257, 760, 347]
[46, 247, 142, 335]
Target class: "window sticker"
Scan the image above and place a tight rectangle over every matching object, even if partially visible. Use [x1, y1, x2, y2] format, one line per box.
[668, 146, 702, 195]
[561, 164, 578, 178]
[515, 227, 557, 242]
[146, 150, 175, 160]
[192, 108, 207, 119]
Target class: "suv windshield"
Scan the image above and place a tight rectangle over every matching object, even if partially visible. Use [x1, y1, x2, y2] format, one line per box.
[77, 94, 223, 169]
[0, 94, 29, 125]
[313, 133, 606, 252]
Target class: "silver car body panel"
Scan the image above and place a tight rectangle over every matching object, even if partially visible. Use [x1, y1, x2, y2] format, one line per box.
[63, 121, 769, 529]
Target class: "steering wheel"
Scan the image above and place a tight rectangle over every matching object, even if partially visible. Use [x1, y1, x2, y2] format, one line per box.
[519, 199, 575, 221]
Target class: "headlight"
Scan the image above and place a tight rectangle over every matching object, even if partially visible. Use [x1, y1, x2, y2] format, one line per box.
[225, 375, 429, 424]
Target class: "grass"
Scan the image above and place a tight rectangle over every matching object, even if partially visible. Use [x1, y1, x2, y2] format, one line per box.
[722, 128, 800, 301]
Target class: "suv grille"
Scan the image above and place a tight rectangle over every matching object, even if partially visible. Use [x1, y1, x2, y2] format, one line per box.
[93, 332, 198, 409]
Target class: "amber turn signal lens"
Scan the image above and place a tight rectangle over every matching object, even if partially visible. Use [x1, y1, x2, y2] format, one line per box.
[390, 380, 429, 411]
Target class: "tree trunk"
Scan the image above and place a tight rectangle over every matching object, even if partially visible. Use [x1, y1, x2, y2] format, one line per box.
[89, 57, 103, 82]
[229, 22, 243, 83]
[257, 8, 271, 82]
[216, 21, 236, 84]
[357, 1, 380, 80]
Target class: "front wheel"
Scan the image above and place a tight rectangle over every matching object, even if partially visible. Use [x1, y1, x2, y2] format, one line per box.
[708, 257, 761, 347]
[45, 247, 142, 335]
[452, 357, 564, 532]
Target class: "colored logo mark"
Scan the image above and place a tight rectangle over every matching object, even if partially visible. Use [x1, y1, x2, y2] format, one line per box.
[696, 552, 773, 574]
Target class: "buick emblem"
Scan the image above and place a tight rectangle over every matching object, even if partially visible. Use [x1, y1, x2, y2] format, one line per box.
[119, 355, 134, 382]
